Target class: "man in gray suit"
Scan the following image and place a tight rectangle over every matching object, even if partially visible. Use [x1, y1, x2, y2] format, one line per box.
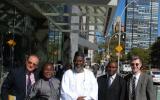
[125, 56, 156, 100]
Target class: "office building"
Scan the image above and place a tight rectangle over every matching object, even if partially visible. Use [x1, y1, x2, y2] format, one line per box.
[125, 0, 159, 53]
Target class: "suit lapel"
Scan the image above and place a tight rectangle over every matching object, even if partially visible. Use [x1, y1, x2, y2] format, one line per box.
[101, 75, 108, 92]
[109, 74, 118, 88]
[104, 75, 108, 89]
[135, 73, 143, 98]
[16, 67, 27, 96]
[126, 74, 132, 99]
[22, 68, 27, 92]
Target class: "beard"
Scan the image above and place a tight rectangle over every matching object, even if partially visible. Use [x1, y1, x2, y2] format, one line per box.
[74, 65, 84, 73]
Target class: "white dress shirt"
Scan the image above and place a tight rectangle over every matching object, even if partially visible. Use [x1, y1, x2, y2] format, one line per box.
[130, 72, 140, 88]
[60, 68, 98, 100]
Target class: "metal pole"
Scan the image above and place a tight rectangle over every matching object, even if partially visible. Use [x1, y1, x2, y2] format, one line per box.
[117, 0, 137, 73]
[107, 37, 111, 57]
[107, 38, 110, 57]
[117, 16, 121, 73]
[107, 33, 119, 59]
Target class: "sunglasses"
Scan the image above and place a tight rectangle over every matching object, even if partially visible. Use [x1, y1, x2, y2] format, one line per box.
[27, 60, 37, 66]
[131, 63, 139, 66]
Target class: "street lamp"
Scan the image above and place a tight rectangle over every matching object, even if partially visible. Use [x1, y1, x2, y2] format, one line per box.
[112, 0, 138, 73]
[120, 0, 138, 18]
[117, 16, 122, 73]
[106, 16, 123, 73]
[107, 33, 119, 58]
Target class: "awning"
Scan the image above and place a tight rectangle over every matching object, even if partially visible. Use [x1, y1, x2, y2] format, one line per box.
[78, 37, 98, 50]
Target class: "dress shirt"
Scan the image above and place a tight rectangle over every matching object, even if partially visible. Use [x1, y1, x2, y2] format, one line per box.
[107, 73, 117, 86]
[26, 73, 35, 85]
[26, 73, 35, 96]
[133, 72, 140, 87]
[129, 72, 141, 100]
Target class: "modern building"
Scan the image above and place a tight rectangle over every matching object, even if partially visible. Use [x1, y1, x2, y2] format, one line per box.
[125, 0, 159, 53]
[0, 0, 118, 69]
[31, 0, 118, 64]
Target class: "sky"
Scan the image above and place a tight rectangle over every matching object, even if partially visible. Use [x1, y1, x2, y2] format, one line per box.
[115, 0, 126, 24]
[96, 0, 126, 43]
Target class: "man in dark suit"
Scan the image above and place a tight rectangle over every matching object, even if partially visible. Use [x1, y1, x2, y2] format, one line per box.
[125, 56, 156, 100]
[97, 61, 126, 100]
[1, 54, 40, 100]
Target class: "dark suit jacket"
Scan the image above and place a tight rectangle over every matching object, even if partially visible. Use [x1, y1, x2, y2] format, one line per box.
[97, 74, 126, 100]
[1, 66, 39, 100]
[125, 72, 156, 100]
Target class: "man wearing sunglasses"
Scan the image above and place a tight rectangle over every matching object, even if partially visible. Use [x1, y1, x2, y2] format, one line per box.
[1, 54, 40, 100]
[125, 56, 156, 100]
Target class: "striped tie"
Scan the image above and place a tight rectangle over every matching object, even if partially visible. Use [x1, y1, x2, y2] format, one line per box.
[131, 77, 136, 100]
[27, 73, 31, 96]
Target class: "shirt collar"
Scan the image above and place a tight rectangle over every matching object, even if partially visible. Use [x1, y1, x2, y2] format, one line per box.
[108, 73, 117, 79]
[133, 72, 141, 80]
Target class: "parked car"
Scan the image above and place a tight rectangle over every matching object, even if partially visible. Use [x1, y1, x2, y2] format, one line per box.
[149, 69, 160, 84]
[120, 64, 132, 74]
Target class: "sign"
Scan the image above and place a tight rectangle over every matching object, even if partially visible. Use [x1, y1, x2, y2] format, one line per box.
[115, 45, 123, 52]
[8, 95, 16, 100]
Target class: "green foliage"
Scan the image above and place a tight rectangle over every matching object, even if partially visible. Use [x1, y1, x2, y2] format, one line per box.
[107, 37, 119, 61]
[150, 37, 160, 67]
[127, 48, 150, 66]
[93, 51, 102, 64]
[120, 54, 128, 61]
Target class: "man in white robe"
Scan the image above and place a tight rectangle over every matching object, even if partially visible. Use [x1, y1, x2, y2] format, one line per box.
[60, 51, 98, 100]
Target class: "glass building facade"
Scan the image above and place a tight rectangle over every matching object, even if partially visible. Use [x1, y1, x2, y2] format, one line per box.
[48, 29, 63, 63]
[125, 0, 159, 53]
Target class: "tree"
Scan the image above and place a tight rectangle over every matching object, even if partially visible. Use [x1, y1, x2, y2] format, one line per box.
[150, 37, 160, 68]
[127, 48, 150, 66]
[93, 51, 102, 64]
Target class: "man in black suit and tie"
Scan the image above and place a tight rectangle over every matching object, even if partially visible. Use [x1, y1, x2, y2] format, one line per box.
[97, 60, 126, 100]
[1, 54, 40, 100]
[125, 56, 156, 100]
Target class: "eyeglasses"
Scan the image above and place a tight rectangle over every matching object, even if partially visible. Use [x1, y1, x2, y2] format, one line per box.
[27, 61, 37, 66]
[131, 63, 139, 66]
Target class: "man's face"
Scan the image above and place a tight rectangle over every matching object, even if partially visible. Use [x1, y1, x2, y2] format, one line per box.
[26, 56, 39, 72]
[106, 62, 117, 76]
[74, 56, 84, 73]
[130, 59, 142, 74]
[43, 65, 54, 79]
